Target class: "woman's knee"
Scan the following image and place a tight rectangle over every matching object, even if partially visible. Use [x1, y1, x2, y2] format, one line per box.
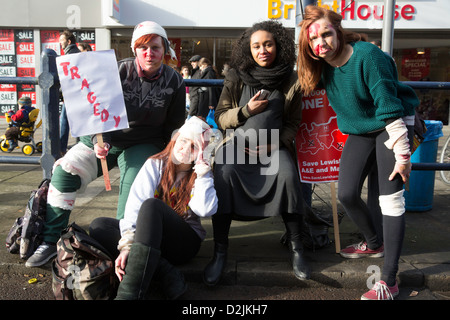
[89, 217, 119, 240]
[338, 186, 360, 208]
[136, 198, 168, 226]
[379, 190, 405, 217]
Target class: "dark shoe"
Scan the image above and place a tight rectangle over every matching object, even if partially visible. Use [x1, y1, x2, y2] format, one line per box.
[155, 257, 187, 300]
[289, 240, 311, 280]
[7, 139, 18, 152]
[203, 242, 228, 286]
[115, 242, 161, 300]
[25, 242, 57, 267]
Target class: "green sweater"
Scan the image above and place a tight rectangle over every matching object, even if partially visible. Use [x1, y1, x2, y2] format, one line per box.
[322, 41, 418, 135]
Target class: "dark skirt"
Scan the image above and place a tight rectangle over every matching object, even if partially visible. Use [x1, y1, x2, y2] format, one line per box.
[213, 141, 302, 218]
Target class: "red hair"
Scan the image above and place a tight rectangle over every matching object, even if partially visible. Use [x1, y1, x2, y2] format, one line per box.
[133, 34, 164, 52]
[150, 133, 197, 218]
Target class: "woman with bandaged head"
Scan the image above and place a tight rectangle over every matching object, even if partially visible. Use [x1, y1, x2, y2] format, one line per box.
[90, 116, 217, 300]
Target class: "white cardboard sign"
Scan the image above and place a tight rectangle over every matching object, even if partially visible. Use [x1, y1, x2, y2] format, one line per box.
[56, 49, 128, 137]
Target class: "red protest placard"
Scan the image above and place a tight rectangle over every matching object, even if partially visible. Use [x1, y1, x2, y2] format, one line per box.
[295, 89, 348, 184]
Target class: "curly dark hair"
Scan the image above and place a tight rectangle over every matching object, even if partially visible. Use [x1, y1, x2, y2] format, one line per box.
[230, 20, 296, 72]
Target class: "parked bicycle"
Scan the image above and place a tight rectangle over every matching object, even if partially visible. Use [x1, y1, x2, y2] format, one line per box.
[439, 134, 450, 185]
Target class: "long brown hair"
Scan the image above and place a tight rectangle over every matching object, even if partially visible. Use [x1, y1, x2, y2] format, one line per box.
[150, 133, 197, 218]
[297, 5, 367, 95]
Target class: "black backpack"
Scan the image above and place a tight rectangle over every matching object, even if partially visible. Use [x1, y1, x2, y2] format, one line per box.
[5, 179, 50, 259]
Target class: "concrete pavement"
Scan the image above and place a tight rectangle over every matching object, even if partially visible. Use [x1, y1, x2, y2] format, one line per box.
[0, 122, 449, 299]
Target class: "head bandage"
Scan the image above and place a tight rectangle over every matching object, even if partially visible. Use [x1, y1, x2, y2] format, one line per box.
[177, 116, 212, 144]
[131, 21, 177, 60]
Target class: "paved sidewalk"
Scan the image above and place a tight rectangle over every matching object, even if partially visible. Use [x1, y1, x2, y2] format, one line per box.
[0, 122, 449, 298]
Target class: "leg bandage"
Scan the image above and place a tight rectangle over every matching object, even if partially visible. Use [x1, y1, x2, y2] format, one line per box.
[379, 190, 405, 217]
[47, 184, 77, 211]
[54, 142, 98, 193]
[384, 118, 411, 165]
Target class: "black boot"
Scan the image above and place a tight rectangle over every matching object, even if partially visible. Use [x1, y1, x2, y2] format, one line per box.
[154, 257, 187, 300]
[203, 242, 228, 286]
[288, 239, 311, 280]
[7, 139, 17, 152]
[115, 242, 161, 300]
[282, 213, 311, 280]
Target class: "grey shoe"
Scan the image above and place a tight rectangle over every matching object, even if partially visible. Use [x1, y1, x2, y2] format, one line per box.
[25, 243, 57, 267]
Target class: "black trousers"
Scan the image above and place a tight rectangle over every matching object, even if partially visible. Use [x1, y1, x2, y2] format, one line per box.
[337, 127, 413, 286]
[89, 198, 202, 266]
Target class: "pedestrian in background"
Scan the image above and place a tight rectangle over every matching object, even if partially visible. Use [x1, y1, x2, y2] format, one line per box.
[78, 42, 92, 52]
[297, 5, 419, 300]
[187, 55, 202, 118]
[181, 65, 191, 117]
[58, 30, 80, 154]
[196, 57, 220, 119]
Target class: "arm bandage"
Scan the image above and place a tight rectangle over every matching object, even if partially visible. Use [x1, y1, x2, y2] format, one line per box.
[117, 229, 135, 252]
[384, 118, 411, 165]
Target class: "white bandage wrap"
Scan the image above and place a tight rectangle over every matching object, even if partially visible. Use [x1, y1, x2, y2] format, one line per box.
[378, 190, 406, 217]
[117, 229, 135, 252]
[47, 184, 77, 210]
[131, 21, 177, 60]
[384, 118, 411, 165]
[55, 143, 98, 193]
[194, 161, 211, 178]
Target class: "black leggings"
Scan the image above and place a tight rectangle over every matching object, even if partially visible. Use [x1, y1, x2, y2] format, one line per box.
[89, 198, 202, 266]
[338, 127, 413, 286]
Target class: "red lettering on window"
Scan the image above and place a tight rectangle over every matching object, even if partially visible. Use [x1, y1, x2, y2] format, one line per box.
[373, 5, 383, 20]
[401, 5, 415, 20]
[357, 4, 370, 20]
[340, 0, 355, 19]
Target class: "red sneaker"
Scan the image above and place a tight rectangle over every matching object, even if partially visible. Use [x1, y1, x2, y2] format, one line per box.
[361, 280, 399, 300]
[340, 241, 384, 259]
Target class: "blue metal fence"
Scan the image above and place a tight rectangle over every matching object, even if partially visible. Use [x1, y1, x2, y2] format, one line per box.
[0, 50, 449, 178]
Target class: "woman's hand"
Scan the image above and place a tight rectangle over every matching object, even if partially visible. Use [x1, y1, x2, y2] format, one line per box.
[94, 142, 110, 160]
[246, 91, 269, 115]
[389, 161, 412, 183]
[115, 249, 129, 281]
[245, 143, 277, 156]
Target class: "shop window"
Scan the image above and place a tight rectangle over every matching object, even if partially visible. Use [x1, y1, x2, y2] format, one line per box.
[395, 47, 449, 125]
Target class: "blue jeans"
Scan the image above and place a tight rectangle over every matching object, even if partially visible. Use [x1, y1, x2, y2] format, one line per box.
[59, 104, 70, 153]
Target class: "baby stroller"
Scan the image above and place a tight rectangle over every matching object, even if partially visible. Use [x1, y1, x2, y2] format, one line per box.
[0, 108, 43, 156]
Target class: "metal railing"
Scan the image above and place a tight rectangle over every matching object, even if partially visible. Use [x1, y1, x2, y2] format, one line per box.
[0, 52, 448, 178]
[0, 49, 60, 179]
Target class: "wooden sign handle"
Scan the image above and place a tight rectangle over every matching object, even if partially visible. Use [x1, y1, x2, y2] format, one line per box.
[330, 182, 341, 253]
[96, 134, 111, 191]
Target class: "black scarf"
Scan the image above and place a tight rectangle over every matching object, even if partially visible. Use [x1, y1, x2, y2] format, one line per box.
[238, 63, 293, 90]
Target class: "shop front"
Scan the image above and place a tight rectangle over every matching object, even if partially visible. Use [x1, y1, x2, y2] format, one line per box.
[0, 0, 448, 123]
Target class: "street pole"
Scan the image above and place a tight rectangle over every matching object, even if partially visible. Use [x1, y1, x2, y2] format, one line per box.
[295, 0, 316, 43]
[381, 0, 396, 56]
